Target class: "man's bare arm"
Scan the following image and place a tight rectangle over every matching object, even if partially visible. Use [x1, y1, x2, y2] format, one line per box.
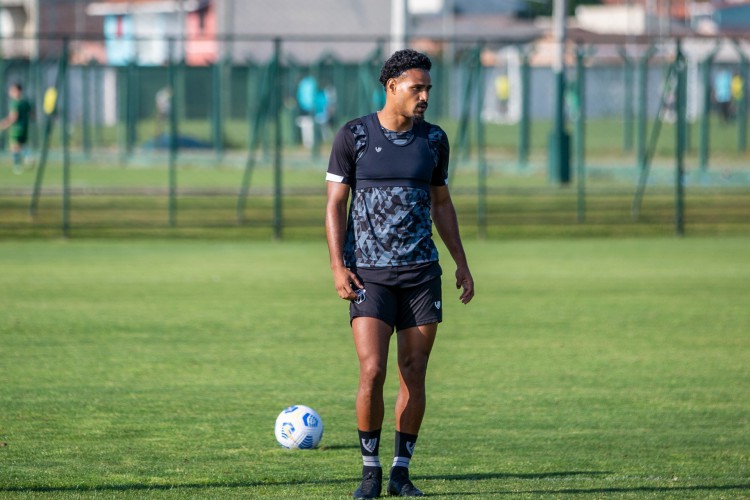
[325, 181, 363, 301]
[431, 185, 474, 304]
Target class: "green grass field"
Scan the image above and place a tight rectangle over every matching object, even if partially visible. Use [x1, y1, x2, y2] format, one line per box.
[1, 238, 749, 498]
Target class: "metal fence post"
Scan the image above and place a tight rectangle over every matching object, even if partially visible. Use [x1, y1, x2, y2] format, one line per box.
[575, 43, 587, 223]
[30, 51, 68, 219]
[475, 43, 487, 240]
[675, 40, 686, 237]
[116, 67, 126, 162]
[31, 56, 42, 149]
[93, 61, 104, 146]
[127, 61, 138, 155]
[455, 48, 478, 163]
[211, 59, 224, 160]
[547, 0, 570, 185]
[734, 41, 748, 153]
[272, 38, 283, 240]
[637, 46, 654, 173]
[0, 38, 6, 152]
[168, 38, 178, 227]
[619, 48, 634, 152]
[61, 39, 71, 238]
[82, 61, 92, 159]
[518, 48, 531, 169]
[699, 55, 713, 172]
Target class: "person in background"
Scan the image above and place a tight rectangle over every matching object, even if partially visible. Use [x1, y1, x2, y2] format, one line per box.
[714, 69, 732, 123]
[731, 71, 744, 119]
[0, 83, 33, 173]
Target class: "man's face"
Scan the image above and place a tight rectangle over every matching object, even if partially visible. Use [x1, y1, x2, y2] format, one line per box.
[389, 68, 432, 120]
[9, 87, 20, 99]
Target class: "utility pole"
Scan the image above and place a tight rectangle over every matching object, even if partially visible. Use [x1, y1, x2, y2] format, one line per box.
[442, 0, 454, 119]
[390, 0, 409, 54]
[547, 0, 570, 184]
[179, 0, 186, 60]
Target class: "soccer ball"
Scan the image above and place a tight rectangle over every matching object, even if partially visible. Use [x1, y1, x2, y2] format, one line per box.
[274, 405, 324, 449]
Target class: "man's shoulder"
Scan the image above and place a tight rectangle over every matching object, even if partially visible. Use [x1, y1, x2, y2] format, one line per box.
[332, 116, 365, 139]
[421, 120, 447, 144]
[343, 115, 371, 132]
[333, 116, 368, 145]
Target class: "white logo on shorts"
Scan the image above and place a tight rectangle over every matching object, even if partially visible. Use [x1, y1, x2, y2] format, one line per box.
[375, 146, 382, 152]
[434, 301, 441, 310]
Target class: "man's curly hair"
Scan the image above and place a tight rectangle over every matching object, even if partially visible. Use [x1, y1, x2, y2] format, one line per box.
[379, 49, 432, 87]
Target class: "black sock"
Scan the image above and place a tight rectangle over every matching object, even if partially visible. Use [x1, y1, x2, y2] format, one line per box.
[392, 431, 418, 472]
[358, 429, 382, 471]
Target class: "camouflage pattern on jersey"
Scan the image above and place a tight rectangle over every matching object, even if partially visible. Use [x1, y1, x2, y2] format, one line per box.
[344, 186, 437, 268]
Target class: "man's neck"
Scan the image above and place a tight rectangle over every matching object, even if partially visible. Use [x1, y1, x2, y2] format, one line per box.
[376, 110, 412, 133]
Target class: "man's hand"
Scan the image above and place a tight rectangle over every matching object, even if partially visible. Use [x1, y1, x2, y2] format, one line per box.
[455, 266, 474, 304]
[332, 265, 364, 301]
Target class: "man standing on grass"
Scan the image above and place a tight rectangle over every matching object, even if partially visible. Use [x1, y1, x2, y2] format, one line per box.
[0, 83, 32, 173]
[325, 49, 474, 499]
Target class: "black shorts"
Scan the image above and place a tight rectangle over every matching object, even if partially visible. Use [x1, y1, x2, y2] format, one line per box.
[349, 276, 442, 332]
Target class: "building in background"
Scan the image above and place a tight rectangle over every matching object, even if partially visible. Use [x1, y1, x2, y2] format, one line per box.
[0, 0, 38, 58]
[3, 0, 749, 65]
[86, 0, 389, 65]
[213, 0, 391, 63]
[83, 0, 541, 65]
[86, 0, 214, 65]
[0, 0, 104, 60]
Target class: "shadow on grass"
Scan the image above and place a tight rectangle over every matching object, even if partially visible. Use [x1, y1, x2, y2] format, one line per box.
[423, 471, 608, 481]
[2, 471, 748, 496]
[422, 473, 749, 497]
[429, 484, 750, 497]
[2, 480, 348, 493]
[318, 444, 360, 451]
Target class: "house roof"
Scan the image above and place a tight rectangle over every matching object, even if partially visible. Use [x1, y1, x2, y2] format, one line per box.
[218, 0, 392, 63]
[411, 13, 543, 45]
[87, 0, 208, 16]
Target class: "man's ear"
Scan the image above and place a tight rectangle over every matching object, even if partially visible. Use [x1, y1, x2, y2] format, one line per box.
[387, 77, 398, 95]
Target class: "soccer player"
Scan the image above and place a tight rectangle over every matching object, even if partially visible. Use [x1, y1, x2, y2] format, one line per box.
[0, 83, 32, 173]
[325, 49, 474, 498]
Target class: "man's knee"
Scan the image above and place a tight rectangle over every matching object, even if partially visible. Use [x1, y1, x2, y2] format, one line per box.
[398, 353, 429, 385]
[360, 360, 388, 389]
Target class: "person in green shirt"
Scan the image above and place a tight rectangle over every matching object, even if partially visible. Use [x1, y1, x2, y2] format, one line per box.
[0, 83, 32, 173]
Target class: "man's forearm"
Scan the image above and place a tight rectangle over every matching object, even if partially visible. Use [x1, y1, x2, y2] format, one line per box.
[432, 201, 468, 269]
[325, 199, 348, 270]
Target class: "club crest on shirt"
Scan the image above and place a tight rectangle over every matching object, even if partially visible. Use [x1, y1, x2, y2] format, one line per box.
[375, 146, 382, 152]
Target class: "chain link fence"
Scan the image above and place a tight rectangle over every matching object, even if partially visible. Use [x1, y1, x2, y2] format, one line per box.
[0, 34, 748, 238]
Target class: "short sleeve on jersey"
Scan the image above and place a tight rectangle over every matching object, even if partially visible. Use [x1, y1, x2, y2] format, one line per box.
[428, 125, 449, 186]
[326, 120, 358, 184]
